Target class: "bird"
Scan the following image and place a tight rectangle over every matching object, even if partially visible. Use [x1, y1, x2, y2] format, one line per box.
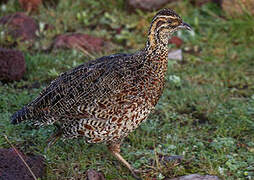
[11, 8, 192, 179]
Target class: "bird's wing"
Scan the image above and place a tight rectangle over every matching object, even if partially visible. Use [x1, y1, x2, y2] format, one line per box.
[24, 53, 142, 122]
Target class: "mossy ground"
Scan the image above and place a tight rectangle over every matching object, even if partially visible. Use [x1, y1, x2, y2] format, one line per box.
[0, 0, 253, 179]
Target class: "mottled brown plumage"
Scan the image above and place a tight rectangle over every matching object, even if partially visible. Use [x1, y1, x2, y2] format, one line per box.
[11, 9, 191, 179]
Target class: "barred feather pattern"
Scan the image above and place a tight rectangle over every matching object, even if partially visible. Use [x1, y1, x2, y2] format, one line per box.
[11, 8, 183, 144]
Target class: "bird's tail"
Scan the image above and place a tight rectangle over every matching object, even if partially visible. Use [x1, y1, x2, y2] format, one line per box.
[10, 106, 32, 124]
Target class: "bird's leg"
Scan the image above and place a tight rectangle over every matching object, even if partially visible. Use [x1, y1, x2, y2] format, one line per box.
[44, 130, 62, 153]
[108, 143, 141, 180]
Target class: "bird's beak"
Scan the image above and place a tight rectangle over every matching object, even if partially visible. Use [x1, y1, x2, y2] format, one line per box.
[178, 22, 192, 31]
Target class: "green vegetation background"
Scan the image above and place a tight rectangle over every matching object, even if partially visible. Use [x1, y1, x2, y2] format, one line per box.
[0, 0, 253, 179]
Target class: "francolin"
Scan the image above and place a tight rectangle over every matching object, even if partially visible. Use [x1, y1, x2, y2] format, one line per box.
[11, 8, 192, 179]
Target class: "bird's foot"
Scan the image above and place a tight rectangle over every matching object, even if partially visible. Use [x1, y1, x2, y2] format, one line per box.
[107, 143, 148, 179]
[44, 130, 62, 153]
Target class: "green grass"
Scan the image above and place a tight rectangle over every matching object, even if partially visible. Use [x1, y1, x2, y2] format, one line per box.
[1, 0, 254, 179]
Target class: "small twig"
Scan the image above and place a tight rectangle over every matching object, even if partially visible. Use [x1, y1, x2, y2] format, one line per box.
[75, 39, 95, 59]
[204, 8, 226, 22]
[4, 135, 37, 180]
[153, 145, 162, 171]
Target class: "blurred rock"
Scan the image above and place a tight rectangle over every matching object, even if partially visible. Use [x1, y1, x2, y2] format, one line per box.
[168, 49, 182, 61]
[19, 0, 42, 13]
[190, 0, 221, 7]
[169, 174, 220, 180]
[52, 33, 105, 53]
[126, 0, 175, 11]
[86, 169, 105, 180]
[0, 48, 26, 81]
[0, 148, 45, 180]
[169, 36, 183, 48]
[0, 0, 9, 4]
[0, 12, 38, 44]
[222, 0, 254, 16]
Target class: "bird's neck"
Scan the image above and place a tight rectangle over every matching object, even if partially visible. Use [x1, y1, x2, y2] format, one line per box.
[144, 29, 170, 79]
[138, 36, 169, 107]
[145, 22, 171, 64]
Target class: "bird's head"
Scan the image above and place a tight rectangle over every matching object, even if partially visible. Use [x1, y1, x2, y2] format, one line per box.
[147, 8, 192, 49]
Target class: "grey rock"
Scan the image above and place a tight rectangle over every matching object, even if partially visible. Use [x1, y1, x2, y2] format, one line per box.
[168, 49, 183, 61]
[169, 174, 220, 180]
